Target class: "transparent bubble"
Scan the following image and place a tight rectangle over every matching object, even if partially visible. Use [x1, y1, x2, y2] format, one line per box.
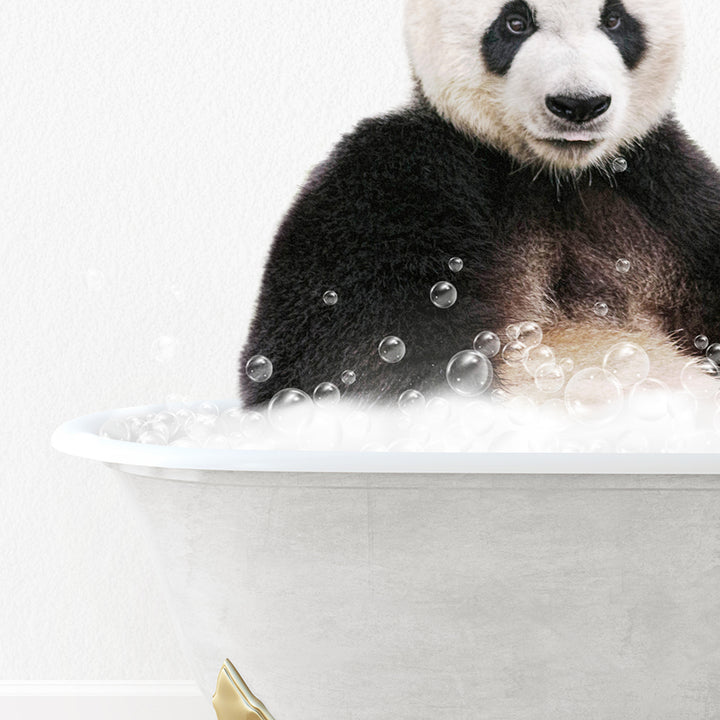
[425, 396, 452, 424]
[196, 401, 219, 417]
[139, 419, 171, 444]
[615, 258, 631, 274]
[246, 354, 273, 383]
[714, 409, 720, 436]
[240, 411, 267, 441]
[446, 350, 493, 396]
[603, 342, 650, 387]
[506, 324, 520, 341]
[313, 382, 341, 407]
[517, 321, 543, 349]
[218, 406, 245, 435]
[174, 408, 196, 432]
[398, 389, 426, 416]
[668, 391, 697, 424]
[489, 431, 530, 453]
[126, 416, 145, 441]
[268, 388, 314, 433]
[99, 418, 130, 441]
[707, 343, 720, 366]
[473, 331, 501, 358]
[152, 335, 177, 364]
[430, 281, 457, 309]
[84, 267, 106, 291]
[378, 336, 406, 364]
[681, 358, 720, 400]
[695, 335, 710, 351]
[502, 341, 528, 366]
[559, 357, 574, 374]
[564, 367, 624, 425]
[629, 378, 670, 421]
[341, 370, 357, 385]
[342, 410, 371, 440]
[593, 302, 609, 317]
[150, 410, 181, 438]
[186, 414, 216, 442]
[534, 362, 565, 393]
[204, 434, 231, 450]
[448, 257, 464, 273]
[491, 388, 511, 404]
[612, 156, 628, 173]
[524, 344, 555, 376]
[137, 430, 167, 445]
[322, 290, 338, 306]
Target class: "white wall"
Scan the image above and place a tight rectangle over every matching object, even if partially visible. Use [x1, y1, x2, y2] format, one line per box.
[1, 0, 718, 697]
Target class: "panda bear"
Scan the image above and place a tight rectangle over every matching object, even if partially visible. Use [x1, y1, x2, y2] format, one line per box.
[239, 0, 720, 408]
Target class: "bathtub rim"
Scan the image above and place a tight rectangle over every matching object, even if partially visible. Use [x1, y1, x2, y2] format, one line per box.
[51, 401, 720, 476]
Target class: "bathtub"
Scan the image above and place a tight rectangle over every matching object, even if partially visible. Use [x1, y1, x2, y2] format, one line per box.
[53, 402, 720, 719]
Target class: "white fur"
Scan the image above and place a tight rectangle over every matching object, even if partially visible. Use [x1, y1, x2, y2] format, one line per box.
[404, 0, 685, 171]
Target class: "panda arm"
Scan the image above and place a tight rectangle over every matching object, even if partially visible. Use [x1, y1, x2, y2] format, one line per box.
[239, 111, 498, 406]
[619, 116, 720, 347]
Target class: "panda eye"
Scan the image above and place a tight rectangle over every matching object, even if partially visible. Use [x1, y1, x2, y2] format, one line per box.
[506, 14, 530, 35]
[604, 13, 621, 31]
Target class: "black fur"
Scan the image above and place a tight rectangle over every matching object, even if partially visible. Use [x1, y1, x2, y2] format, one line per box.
[481, 1, 536, 76]
[600, 0, 647, 70]
[239, 93, 720, 407]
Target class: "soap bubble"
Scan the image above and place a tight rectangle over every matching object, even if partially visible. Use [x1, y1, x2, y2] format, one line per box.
[459, 400, 496, 436]
[425, 396, 452, 424]
[322, 290, 338, 306]
[593, 302, 609, 317]
[218, 407, 245, 435]
[378, 336, 406, 364]
[489, 431, 530, 453]
[473, 331, 501, 358]
[186, 414, 216, 442]
[342, 410, 371, 440]
[137, 430, 167, 445]
[240, 411, 267, 441]
[448, 257, 464, 273]
[502, 341, 528, 366]
[559, 357, 574, 374]
[268, 388, 314, 433]
[164, 394, 188, 411]
[84, 267, 106, 291]
[695, 335, 710, 351]
[506, 324, 520, 341]
[603, 342, 650, 387]
[565, 367, 624, 425]
[612, 156, 628, 173]
[313, 382, 341, 407]
[517, 321, 543, 349]
[99, 418, 131, 441]
[152, 335, 177, 364]
[491, 388, 510, 404]
[534, 363, 565, 393]
[668, 391, 697, 424]
[707, 343, 720, 366]
[615, 258, 631, 274]
[446, 350, 493, 396]
[681, 358, 720, 400]
[524, 344, 555, 376]
[246, 355, 273, 383]
[196, 401, 219, 417]
[150, 410, 181, 438]
[628, 378, 669, 421]
[300, 411, 343, 451]
[430, 281, 457, 309]
[341, 370, 357, 385]
[398, 389, 426, 416]
[204, 434, 231, 450]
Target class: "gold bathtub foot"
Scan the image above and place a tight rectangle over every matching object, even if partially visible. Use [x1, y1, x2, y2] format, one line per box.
[212, 659, 276, 720]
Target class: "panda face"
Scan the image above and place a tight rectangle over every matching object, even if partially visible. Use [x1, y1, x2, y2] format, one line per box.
[404, 0, 685, 172]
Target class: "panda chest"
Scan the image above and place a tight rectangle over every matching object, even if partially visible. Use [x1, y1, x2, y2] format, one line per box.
[496, 189, 685, 330]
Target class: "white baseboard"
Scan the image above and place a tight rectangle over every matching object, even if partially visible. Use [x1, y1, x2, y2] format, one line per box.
[0, 685, 215, 720]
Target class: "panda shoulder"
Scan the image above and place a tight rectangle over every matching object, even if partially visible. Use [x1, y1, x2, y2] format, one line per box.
[302, 104, 486, 195]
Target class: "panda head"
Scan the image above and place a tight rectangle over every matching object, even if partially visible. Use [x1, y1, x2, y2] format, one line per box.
[404, 0, 685, 173]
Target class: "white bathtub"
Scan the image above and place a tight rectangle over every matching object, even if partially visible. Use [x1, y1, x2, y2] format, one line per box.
[53, 402, 720, 719]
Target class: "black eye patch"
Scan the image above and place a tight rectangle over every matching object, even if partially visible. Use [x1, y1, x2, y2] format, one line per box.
[600, 0, 647, 70]
[481, 1, 537, 76]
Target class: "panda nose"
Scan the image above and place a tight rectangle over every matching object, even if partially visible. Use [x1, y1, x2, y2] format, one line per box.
[545, 95, 612, 124]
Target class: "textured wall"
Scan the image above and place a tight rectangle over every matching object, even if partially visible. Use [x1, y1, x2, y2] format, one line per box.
[1, 0, 718, 684]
